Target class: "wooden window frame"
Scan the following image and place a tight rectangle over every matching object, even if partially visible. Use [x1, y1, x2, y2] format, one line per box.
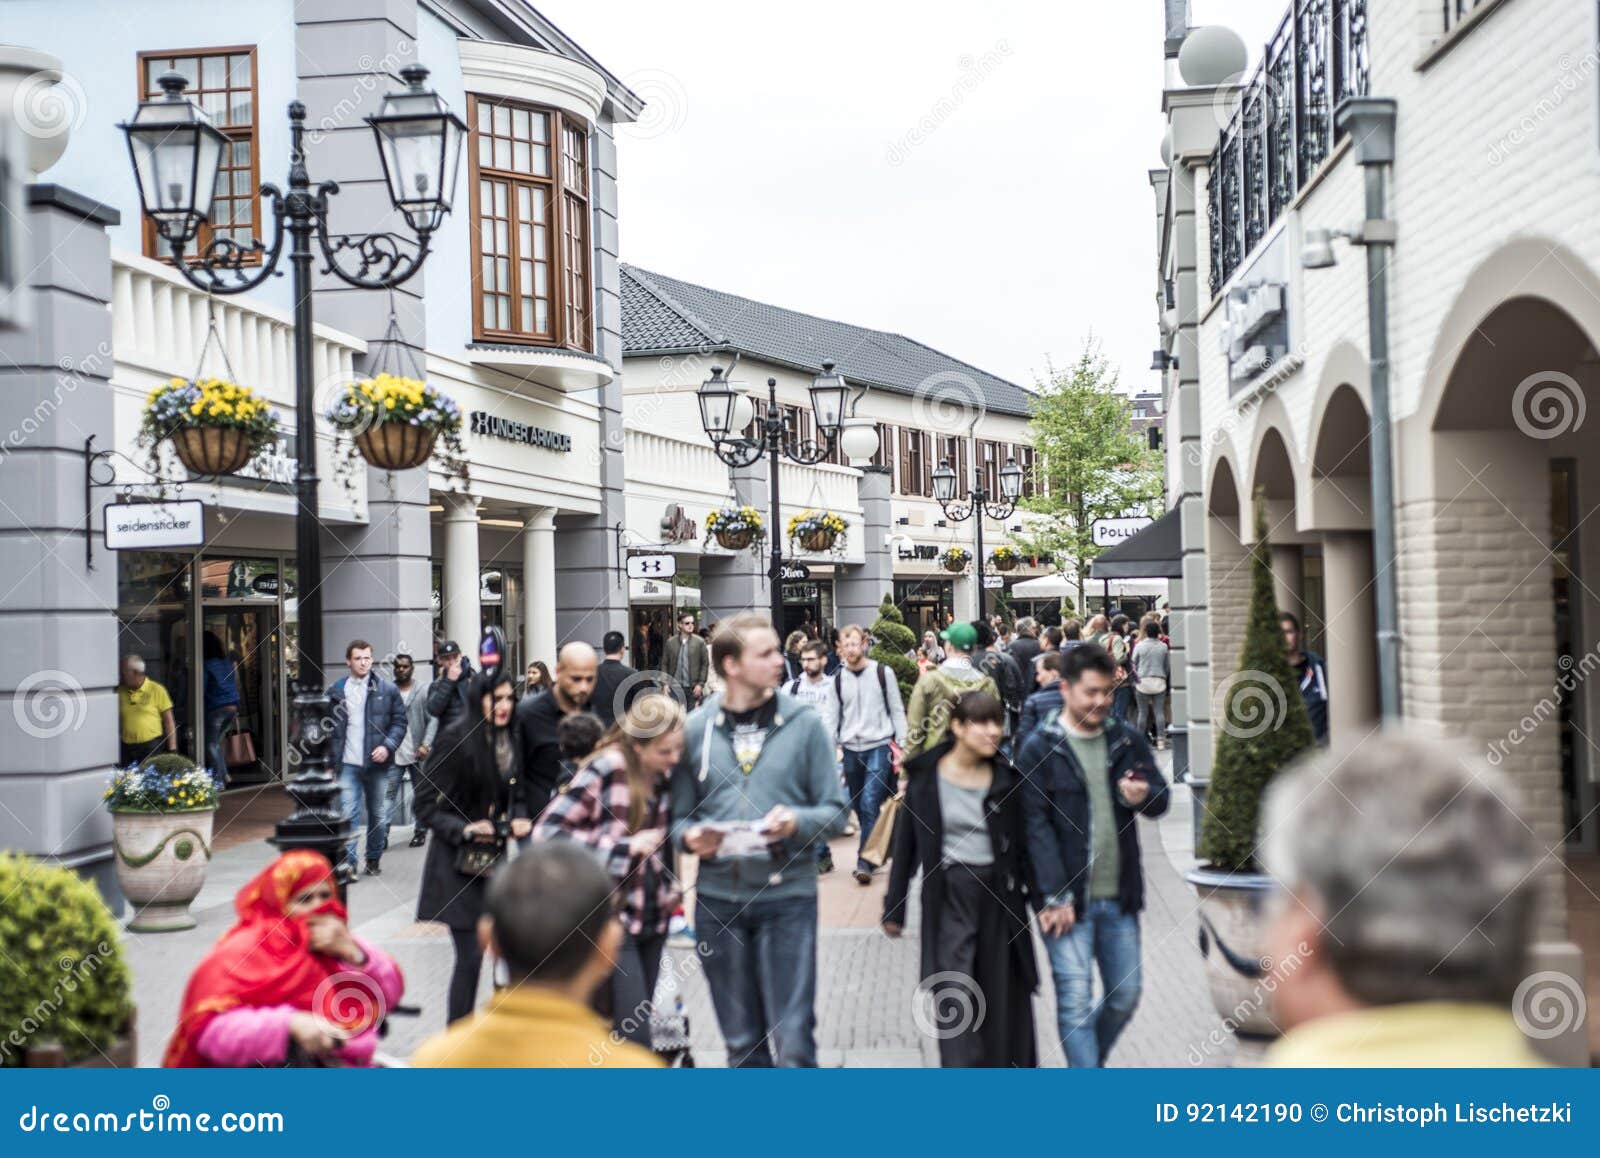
[468, 94, 594, 352]
[137, 46, 261, 265]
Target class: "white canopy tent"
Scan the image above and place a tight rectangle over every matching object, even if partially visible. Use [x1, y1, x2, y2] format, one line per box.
[1008, 572, 1169, 602]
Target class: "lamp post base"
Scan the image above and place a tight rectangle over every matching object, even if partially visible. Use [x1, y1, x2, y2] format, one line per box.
[271, 685, 352, 894]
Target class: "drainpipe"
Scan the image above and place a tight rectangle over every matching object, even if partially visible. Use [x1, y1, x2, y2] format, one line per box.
[1339, 97, 1403, 721]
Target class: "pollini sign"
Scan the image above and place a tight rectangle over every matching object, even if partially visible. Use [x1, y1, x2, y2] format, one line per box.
[469, 410, 573, 452]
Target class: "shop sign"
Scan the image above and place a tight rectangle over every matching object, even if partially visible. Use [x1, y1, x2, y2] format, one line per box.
[252, 573, 280, 596]
[627, 554, 678, 580]
[779, 563, 810, 581]
[782, 582, 819, 604]
[896, 543, 940, 561]
[103, 501, 204, 550]
[982, 575, 1005, 589]
[469, 410, 573, 452]
[660, 504, 698, 544]
[1091, 516, 1153, 548]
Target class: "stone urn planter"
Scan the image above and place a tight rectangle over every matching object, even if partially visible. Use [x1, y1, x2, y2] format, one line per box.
[112, 809, 215, 933]
[1186, 866, 1277, 1039]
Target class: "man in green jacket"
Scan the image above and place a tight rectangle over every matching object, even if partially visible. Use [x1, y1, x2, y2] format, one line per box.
[661, 610, 710, 707]
[671, 611, 848, 1067]
[903, 621, 997, 759]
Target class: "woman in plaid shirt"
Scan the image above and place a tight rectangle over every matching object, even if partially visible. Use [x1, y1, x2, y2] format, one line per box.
[533, 694, 685, 1047]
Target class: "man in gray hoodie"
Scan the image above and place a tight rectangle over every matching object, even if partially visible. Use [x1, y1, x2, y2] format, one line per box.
[671, 611, 848, 1067]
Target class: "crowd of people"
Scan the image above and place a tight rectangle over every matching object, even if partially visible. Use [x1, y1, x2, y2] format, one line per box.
[157, 593, 1542, 1071]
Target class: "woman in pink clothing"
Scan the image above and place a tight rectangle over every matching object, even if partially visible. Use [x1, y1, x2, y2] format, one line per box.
[164, 850, 404, 1067]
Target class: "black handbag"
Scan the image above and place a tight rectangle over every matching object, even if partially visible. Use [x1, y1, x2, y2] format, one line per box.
[452, 770, 516, 878]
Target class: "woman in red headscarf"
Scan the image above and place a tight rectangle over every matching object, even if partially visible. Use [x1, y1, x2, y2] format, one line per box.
[163, 850, 405, 1067]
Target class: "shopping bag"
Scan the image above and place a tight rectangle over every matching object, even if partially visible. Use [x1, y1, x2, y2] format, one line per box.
[859, 792, 904, 868]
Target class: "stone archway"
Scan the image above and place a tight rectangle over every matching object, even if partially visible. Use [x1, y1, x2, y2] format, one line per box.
[1206, 454, 1249, 706]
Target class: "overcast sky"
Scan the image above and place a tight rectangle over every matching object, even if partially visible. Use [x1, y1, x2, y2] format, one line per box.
[537, 0, 1286, 395]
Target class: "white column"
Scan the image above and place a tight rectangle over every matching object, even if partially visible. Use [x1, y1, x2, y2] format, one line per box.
[523, 507, 558, 667]
[1269, 544, 1305, 621]
[1321, 531, 1379, 741]
[442, 493, 481, 650]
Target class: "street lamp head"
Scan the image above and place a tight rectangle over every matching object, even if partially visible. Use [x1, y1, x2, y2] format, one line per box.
[697, 365, 738, 439]
[999, 455, 1024, 502]
[839, 416, 880, 462]
[1301, 227, 1338, 270]
[367, 64, 466, 235]
[931, 458, 957, 503]
[120, 71, 227, 245]
[808, 360, 849, 435]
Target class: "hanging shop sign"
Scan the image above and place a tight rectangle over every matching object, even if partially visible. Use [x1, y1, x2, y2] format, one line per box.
[1091, 516, 1154, 548]
[469, 410, 573, 452]
[779, 563, 811, 581]
[103, 501, 205, 551]
[627, 553, 678, 580]
[982, 575, 1006, 589]
[660, 504, 698, 544]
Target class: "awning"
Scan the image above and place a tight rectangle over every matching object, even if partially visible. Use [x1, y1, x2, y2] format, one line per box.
[1088, 507, 1184, 580]
[629, 579, 701, 606]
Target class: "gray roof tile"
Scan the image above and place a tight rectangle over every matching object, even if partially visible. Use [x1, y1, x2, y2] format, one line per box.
[621, 264, 1035, 418]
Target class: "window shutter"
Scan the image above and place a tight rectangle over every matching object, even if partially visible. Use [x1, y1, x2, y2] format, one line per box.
[956, 438, 968, 498]
[921, 433, 932, 496]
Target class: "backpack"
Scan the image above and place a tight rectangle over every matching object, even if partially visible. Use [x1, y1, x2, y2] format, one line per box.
[912, 669, 998, 754]
[975, 647, 1025, 713]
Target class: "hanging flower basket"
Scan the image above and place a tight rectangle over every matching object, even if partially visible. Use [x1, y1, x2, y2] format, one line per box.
[940, 546, 972, 574]
[327, 373, 464, 474]
[140, 377, 279, 480]
[788, 509, 847, 554]
[705, 505, 766, 554]
[990, 545, 1021, 572]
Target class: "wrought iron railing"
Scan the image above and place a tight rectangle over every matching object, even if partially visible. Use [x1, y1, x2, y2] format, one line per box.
[1207, 0, 1370, 296]
[1442, 0, 1488, 33]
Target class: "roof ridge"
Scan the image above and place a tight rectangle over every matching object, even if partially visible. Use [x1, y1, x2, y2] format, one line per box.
[620, 264, 722, 348]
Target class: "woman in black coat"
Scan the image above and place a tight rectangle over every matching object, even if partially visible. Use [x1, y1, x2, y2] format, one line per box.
[413, 672, 527, 1025]
[883, 689, 1039, 1067]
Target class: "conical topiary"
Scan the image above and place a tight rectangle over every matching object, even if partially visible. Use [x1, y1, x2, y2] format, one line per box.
[869, 594, 919, 702]
[0, 852, 134, 1066]
[1196, 496, 1315, 872]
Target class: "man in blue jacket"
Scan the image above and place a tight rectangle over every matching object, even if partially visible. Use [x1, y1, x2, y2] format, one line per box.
[671, 611, 848, 1067]
[329, 640, 410, 883]
[1016, 643, 1168, 1067]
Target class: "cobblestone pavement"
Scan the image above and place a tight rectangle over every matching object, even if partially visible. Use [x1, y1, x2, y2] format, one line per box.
[126, 754, 1232, 1067]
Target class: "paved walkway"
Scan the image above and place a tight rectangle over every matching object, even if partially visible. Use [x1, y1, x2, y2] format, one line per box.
[125, 754, 1232, 1067]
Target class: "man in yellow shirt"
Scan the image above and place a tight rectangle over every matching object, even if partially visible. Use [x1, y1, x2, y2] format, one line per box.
[1259, 732, 1547, 1067]
[411, 841, 662, 1068]
[117, 654, 176, 768]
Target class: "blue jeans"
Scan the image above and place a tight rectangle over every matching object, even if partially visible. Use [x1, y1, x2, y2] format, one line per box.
[696, 892, 819, 1067]
[1043, 898, 1142, 1067]
[842, 744, 895, 874]
[339, 762, 396, 868]
[1112, 682, 1134, 723]
[203, 704, 237, 787]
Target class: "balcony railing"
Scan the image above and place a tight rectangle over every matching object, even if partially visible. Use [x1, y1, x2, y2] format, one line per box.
[1443, 0, 1488, 33]
[1207, 0, 1370, 296]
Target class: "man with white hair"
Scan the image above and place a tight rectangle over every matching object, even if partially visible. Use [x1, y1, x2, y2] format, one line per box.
[1261, 731, 1546, 1066]
[515, 640, 599, 818]
[117, 654, 177, 768]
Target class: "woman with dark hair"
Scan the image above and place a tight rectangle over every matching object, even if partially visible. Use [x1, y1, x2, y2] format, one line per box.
[883, 690, 1037, 1067]
[201, 630, 241, 788]
[534, 694, 686, 1046]
[520, 660, 552, 701]
[413, 671, 530, 1024]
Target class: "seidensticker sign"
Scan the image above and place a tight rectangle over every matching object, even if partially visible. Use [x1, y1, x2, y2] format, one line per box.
[104, 501, 205, 550]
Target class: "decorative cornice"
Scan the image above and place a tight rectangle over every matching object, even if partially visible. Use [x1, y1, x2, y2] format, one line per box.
[458, 40, 607, 124]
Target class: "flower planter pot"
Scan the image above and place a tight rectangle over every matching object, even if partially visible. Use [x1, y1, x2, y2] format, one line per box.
[170, 427, 254, 476]
[21, 1011, 138, 1068]
[355, 423, 436, 471]
[714, 528, 755, 551]
[991, 555, 1018, 572]
[1185, 866, 1278, 1040]
[799, 529, 837, 552]
[112, 809, 215, 933]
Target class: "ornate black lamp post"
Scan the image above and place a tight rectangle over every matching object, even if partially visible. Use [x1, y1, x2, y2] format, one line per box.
[696, 363, 877, 628]
[931, 447, 1024, 620]
[120, 65, 465, 885]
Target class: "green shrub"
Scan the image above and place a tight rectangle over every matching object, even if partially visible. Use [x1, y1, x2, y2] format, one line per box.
[0, 853, 133, 1066]
[1197, 499, 1315, 872]
[869, 595, 919, 702]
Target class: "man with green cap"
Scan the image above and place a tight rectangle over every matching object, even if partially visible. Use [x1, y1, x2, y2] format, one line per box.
[903, 621, 998, 760]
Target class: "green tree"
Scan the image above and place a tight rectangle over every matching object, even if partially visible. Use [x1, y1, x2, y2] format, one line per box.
[869, 594, 919, 701]
[1196, 498, 1316, 872]
[1017, 340, 1164, 613]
